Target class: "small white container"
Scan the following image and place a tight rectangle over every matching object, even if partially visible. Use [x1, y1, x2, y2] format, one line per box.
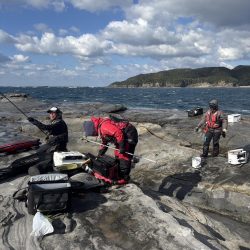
[53, 151, 87, 167]
[228, 149, 247, 165]
[228, 114, 241, 123]
[192, 156, 201, 168]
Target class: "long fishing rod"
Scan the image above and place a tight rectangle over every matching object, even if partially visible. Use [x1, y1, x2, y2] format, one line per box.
[82, 137, 156, 163]
[0, 92, 47, 136]
[0, 92, 29, 118]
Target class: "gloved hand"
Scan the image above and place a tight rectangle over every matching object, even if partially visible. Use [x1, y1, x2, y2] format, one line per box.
[119, 148, 125, 154]
[222, 129, 227, 138]
[98, 148, 106, 157]
[195, 127, 199, 132]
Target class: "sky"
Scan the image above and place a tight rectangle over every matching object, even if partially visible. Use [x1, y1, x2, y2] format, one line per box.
[0, 0, 250, 87]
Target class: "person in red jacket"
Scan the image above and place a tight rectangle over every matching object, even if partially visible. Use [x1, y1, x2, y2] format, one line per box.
[83, 116, 138, 184]
[195, 99, 228, 157]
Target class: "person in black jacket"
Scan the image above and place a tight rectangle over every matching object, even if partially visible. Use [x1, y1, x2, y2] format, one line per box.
[26, 106, 68, 175]
[28, 106, 68, 151]
[0, 107, 68, 182]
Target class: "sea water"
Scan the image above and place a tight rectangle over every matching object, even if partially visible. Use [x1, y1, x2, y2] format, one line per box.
[0, 86, 250, 114]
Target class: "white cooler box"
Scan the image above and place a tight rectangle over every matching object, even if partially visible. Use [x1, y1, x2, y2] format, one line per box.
[228, 149, 247, 165]
[53, 151, 87, 171]
[228, 114, 241, 123]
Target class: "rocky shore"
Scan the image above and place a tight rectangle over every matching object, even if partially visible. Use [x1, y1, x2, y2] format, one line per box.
[0, 95, 250, 250]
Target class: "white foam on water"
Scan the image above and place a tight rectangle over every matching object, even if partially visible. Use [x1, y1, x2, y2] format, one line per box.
[0, 132, 6, 137]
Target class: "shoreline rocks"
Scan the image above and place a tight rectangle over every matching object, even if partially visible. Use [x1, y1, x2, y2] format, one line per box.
[0, 96, 250, 249]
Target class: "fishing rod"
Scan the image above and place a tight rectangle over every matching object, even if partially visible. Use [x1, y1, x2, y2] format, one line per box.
[82, 137, 156, 163]
[0, 92, 47, 136]
[0, 92, 29, 118]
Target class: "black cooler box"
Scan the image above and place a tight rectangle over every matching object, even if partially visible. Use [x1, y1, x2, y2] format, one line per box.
[87, 153, 119, 180]
[27, 173, 71, 215]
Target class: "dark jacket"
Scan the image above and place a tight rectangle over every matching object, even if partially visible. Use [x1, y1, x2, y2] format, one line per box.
[32, 118, 68, 151]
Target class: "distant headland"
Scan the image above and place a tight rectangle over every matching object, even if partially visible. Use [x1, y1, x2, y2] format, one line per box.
[108, 65, 250, 88]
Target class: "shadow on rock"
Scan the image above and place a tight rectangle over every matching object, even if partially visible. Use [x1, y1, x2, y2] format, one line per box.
[174, 217, 224, 250]
[243, 144, 250, 162]
[158, 171, 202, 200]
[71, 192, 108, 213]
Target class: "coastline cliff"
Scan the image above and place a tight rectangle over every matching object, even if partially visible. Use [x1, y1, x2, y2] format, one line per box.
[109, 65, 250, 88]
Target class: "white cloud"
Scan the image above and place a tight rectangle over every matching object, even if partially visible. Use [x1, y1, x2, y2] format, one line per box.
[11, 54, 30, 63]
[69, 0, 133, 12]
[0, 29, 16, 43]
[69, 26, 80, 33]
[0, 0, 133, 12]
[103, 19, 179, 46]
[1, 0, 250, 86]
[0, 0, 65, 11]
[15, 32, 112, 57]
[34, 23, 53, 33]
[59, 29, 68, 36]
[218, 47, 243, 61]
[129, 0, 250, 28]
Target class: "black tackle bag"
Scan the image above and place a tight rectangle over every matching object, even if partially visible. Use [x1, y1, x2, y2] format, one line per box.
[87, 153, 119, 180]
[187, 107, 203, 117]
[27, 173, 71, 215]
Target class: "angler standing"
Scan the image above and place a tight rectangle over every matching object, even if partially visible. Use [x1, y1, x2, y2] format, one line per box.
[0, 106, 68, 182]
[195, 99, 228, 157]
[83, 116, 138, 184]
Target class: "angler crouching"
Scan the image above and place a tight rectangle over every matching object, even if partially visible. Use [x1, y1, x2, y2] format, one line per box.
[83, 116, 138, 184]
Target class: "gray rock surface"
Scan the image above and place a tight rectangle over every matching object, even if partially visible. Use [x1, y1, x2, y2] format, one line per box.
[0, 96, 250, 249]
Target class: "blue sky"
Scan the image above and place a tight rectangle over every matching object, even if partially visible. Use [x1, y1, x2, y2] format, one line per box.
[0, 0, 250, 87]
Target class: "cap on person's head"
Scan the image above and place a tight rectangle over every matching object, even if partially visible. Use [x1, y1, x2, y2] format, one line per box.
[83, 121, 96, 137]
[47, 107, 62, 114]
[209, 99, 218, 109]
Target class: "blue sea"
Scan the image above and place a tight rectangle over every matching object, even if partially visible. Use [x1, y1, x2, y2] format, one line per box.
[0, 86, 250, 114]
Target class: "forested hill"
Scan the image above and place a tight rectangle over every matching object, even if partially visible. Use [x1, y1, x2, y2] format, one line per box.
[109, 65, 250, 88]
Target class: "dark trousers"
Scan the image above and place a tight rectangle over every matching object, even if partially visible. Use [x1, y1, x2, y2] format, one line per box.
[202, 130, 221, 157]
[118, 143, 137, 181]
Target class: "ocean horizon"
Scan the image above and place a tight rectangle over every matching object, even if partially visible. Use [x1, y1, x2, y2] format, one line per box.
[1, 86, 250, 115]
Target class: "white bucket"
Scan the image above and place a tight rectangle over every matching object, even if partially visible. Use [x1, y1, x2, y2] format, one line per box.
[192, 156, 201, 168]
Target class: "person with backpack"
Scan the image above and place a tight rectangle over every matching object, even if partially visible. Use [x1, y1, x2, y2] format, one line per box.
[195, 99, 228, 157]
[83, 116, 138, 184]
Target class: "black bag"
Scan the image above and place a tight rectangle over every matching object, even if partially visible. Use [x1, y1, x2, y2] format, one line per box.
[27, 173, 71, 215]
[187, 107, 203, 117]
[87, 153, 119, 180]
